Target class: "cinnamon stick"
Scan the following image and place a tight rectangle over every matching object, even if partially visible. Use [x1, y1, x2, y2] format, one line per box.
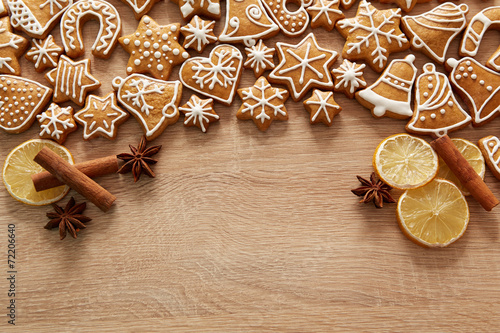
[32, 155, 120, 192]
[34, 147, 116, 212]
[431, 135, 499, 211]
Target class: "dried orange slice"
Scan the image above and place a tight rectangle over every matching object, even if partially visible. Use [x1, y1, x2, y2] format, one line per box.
[2, 139, 73, 205]
[397, 178, 469, 248]
[373, 133, 438, 190]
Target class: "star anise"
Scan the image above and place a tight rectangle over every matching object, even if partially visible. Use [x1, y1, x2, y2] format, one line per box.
[351, 172, 396, 208]
[117, 136, 162, 182]
[44, 197, 92, 240]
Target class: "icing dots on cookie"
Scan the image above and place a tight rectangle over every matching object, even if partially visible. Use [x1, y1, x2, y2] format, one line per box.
[261, 0, 311, 37]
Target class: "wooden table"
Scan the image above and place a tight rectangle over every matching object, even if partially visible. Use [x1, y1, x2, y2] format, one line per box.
[1, 0, 500, 331]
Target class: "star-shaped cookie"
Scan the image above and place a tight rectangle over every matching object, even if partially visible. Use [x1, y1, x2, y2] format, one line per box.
[180, 15, 217, 53]
[37, 103, 76, 144]
[179, 94, 219, 133]
[331, 59, 366, 99]
[0, 17, 28, 75]
[269, 33, 338, 101]
[335, 0, 409, 72]
[74, 93, 129, 140]
[307, 0, 345, 31]
[236, 76, 289, 131]
[25, 35, 63, 73]
[303, 89, 342, 126]
[119, 15, 190, 80]
[45, 55, 101, 106]
[244, 40, 275, 78]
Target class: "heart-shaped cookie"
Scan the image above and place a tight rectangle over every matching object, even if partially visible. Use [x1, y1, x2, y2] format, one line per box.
[180, 44, 243, 105]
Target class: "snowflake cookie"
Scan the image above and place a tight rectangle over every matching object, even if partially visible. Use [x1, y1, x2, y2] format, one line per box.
[479, 136, 500, 181]
[303, 90, 342, 126]
[113, 74, 182, 141]
[46, 55, 101, 106]
[356, 54, 417, 119]
[60, 0, 121, 59]
[268, 33, 338, 102]
[460, 6, 500, 72]
[180, 44, 243, 106]
[336, 0, 409, 72]
[244, 40, 275, 78]
[74, 93, 129, 140]
[261, 0, 311, 37]
[7, 0, 73, 39]
[171, 0, 221, 22]
[120, 0, 159, 20]
[0, 17, 28, 76]
[0, 75, 53, 133]
[236, 76, 289, 131]
[37, 103, 76, 144]
[119, 15, 189, 80]
[306, 0, 344, 31]
[180, 15, 217, 53]
[446, 57, 500, 127]
[331, 59, 366, 99]
[219, 0, 278, 47]
[402, 3, 468, 64]
[179, 95, 219, 133]
[25, 35, 63, 73]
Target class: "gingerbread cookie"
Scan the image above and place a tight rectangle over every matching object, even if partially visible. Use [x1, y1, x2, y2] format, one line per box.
[303, 89, 341, 126]
[181, 15, 217, 53]
[45, 55, 101, 106]
[340, 0, 357, 10]
[7, 0, 72, 39]
[171, 0, 221, 21]
[0, 17, 28, 76]
[179, 95, 219, 133]
[336, 0, 409, 72]
[479, 136, 500, 181]
[379, 0, 417, 13]
[447, 57, 500, 127]
[406, 63, 471, 137]
[37, 103, 76, 144]
[307, 0, 344, 31]
[74, 93, 129, 140]
[261, 0, 311, 37]
[60, 0, 121, 59]
[460, 6, 500, 72]
[120, 0, 159, 20]
[244, 40, 275, 78]
[402, 3, 469, 64]
[112, 74, 182, 141]
[269, 33, 337, 102]
[180, 44, 243, 105]
[331, 59, 366, 99]
[0, 2, 7, 17]
[120, 16, 189, 80]
[236, 76, 288, 131]
[25, 35, 63, 73]
[219, 0, 278, 47]
[0, 75, 53, 133]
[356, 55, 417, 119]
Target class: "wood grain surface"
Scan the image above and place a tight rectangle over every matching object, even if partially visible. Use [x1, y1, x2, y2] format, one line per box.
[1, 0, 500, 331]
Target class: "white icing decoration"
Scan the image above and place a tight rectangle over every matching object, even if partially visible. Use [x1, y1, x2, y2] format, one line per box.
[402, 3, 468, 64]
[307, 0, 342, 27]
[181, 17, 217, 52]
[461, 6, 500, 72]
[488, 86, 493, 92]
[0, 20, 26, 73]
[122, 0, 156, 17]
[357, 55, 416, 118]
[239, 77, 287, 123]
[244, 39, 275, 75]
[179, 97, 218, 132]
[337, 0, 407, 69]
[74, 93, 127, 139]
[305, 90, 340, 124]
[219, 0, 279, 47]
[179, 44, 243, 105]
[269, 33, 337, 101]
[331, 59, 366, 94]
[112, 74, 181, 139]
[179, 0, 220, 19]
[481, 136, 500, 175]
[60, 0, 121, 58]
[407, 63, 471, 137]
[261, 0, 309, 36]
[37, 104, 74, 139]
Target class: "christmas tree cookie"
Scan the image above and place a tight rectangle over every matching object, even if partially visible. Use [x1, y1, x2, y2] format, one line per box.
[406, 63, 471, 137]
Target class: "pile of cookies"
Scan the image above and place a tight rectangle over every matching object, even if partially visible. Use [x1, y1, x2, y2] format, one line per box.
[2, 2, 500, 201]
